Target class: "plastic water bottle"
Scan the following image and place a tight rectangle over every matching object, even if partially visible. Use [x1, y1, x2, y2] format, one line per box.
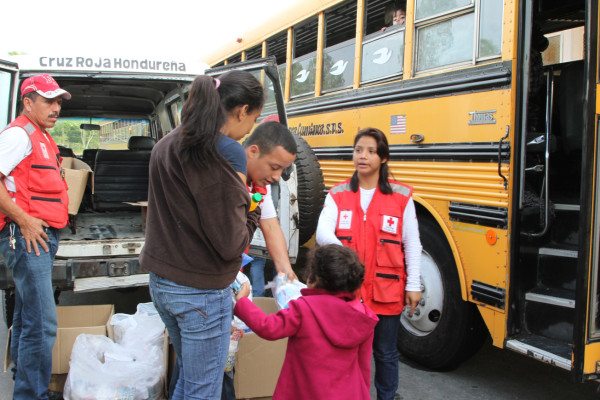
[249, 192, 262, 212]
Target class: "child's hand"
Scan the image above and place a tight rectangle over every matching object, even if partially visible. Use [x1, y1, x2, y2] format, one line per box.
[236, 282, 251, 301]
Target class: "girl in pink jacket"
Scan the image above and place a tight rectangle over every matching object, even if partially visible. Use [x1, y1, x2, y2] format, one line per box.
[234, 244, 379, 400]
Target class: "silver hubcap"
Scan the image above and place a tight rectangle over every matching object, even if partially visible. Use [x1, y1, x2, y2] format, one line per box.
[400, 250, 444, 336]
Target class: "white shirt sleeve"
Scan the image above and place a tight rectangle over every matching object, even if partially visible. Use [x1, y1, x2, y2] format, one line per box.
[402, 198, 422, 292]
[315, 193, 342, 246]
[0, 127, 32, 176]
[259, 184, 277, 220]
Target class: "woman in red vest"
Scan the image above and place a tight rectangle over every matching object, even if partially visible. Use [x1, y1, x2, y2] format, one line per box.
[316, 127, 422, 400]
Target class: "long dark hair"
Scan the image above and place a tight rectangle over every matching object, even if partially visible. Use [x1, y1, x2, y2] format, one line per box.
[350, 127, 393, 194]
[217, 70, 265, 114]
[179, 76, 225, 168]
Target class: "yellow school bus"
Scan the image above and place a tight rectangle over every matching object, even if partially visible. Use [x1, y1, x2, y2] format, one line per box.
[206, 0, 599, 381]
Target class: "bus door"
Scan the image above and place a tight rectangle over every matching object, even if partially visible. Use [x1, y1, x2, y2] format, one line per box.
[0, 59, 18, 129]
[512, 0, 599, 381]
[581, 0, 600, 381]
[205, 57, 299, 263]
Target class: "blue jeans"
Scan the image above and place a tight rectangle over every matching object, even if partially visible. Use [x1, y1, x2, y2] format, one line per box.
[221, 369, 235, 400]
[373, 314, 401, 400]
[149, 272, 232, 400]
[0, 223, 59, 400]
[248, 257, 267, 297]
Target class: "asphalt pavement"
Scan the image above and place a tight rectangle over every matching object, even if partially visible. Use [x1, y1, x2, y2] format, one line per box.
[1, 287, 599, 399]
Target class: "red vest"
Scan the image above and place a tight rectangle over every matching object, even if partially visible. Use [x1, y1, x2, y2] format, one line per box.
[330, 178, 412, 315]
[0, 115, 69, 231]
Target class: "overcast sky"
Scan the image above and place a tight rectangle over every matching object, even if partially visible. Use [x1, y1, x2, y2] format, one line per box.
[2, 0, 300, 61]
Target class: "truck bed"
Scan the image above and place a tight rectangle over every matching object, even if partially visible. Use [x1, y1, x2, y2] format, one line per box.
[61, 211, 145, 241]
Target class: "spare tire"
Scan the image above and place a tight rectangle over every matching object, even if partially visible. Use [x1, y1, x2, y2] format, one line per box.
[293, 134, 325, 245]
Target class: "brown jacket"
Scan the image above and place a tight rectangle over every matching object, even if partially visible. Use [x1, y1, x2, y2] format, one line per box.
[140, 128, 260, 289]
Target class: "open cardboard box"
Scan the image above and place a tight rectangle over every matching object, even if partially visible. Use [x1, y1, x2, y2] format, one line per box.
[4, 304, 114, 377]
[165, 297, 287, 399]
[5, 304, 173, 395]
[234, 297, 288, 399]
[61, 157, 92, 215]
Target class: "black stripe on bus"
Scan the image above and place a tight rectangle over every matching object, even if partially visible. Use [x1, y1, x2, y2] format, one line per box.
[286, 61, 511, 117]
[449, 202, 508, 229]
[313, 141, 511, 163]
[471, 280, 505, 309]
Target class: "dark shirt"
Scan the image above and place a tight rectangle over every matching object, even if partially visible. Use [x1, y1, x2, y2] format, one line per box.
[218, 133, 247, 175]
[140, 128, 261, 289]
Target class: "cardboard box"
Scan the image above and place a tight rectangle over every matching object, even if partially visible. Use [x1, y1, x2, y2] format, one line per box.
[61, 157, 92, 215]
[125, 201, 148, 232]
[4, 304, 114, 388]
[234, 297, 287, 399]
[52, 304, 114, 374]
[3, 326, 12, 373]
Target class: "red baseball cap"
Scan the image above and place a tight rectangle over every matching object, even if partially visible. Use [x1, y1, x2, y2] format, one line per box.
[20, 74, 71, 100]
[261, 114, 280, 123]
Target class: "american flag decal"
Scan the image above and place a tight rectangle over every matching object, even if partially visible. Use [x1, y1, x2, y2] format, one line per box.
[390, 115, 406, 134]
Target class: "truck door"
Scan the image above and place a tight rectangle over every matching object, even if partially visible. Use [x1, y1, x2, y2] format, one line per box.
[0, 59, 18, 129]
[206, 57, 300, 262]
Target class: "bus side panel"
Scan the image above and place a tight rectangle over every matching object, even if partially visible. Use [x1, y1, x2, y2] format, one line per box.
[293, 88, 512, 344]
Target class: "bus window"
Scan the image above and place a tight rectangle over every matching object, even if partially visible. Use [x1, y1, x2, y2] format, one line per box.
[478, 0, 503, 59]
[228, 53, 242, 65]
[415, 1, 474, 72]
[265, 31, 288, 107]
[291, 17, 318, 98]
[245, 45, 263, 61]
[414, 0, 501, 73]
[322, 0, 356, 93]
[361, 0, 405, 84]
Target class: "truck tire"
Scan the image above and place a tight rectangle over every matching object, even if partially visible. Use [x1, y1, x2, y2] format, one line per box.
[397, 217, 488, 369]
[293, 134, 325, 245]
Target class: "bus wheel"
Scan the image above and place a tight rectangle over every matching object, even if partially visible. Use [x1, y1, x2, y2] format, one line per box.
[397, 217, 487, 369]
[293, 134, 325, 245]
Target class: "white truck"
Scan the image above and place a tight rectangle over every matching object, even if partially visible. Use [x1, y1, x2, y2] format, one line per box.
[0, 55, 324, 325]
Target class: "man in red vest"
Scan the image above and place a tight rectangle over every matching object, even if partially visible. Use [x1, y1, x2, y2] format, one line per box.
[0, 74, 70, 399]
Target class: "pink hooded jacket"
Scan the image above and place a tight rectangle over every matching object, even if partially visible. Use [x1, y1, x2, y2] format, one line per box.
[234, 288, 379, 400]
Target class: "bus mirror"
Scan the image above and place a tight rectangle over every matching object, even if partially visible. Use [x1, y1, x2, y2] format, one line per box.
[80, 124, 101, 131]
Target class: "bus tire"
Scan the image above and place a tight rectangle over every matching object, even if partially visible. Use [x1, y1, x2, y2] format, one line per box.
[397, 217, 488, 369]
[293, 134, 325, 245]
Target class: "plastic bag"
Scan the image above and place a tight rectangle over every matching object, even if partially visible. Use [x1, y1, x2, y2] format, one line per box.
[270, 273, 307, 309]
[110, 303, 165, 349]
[64, 303, 167, 399]
[231, 271, 252, 331]
[63, 334, 164, 400]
